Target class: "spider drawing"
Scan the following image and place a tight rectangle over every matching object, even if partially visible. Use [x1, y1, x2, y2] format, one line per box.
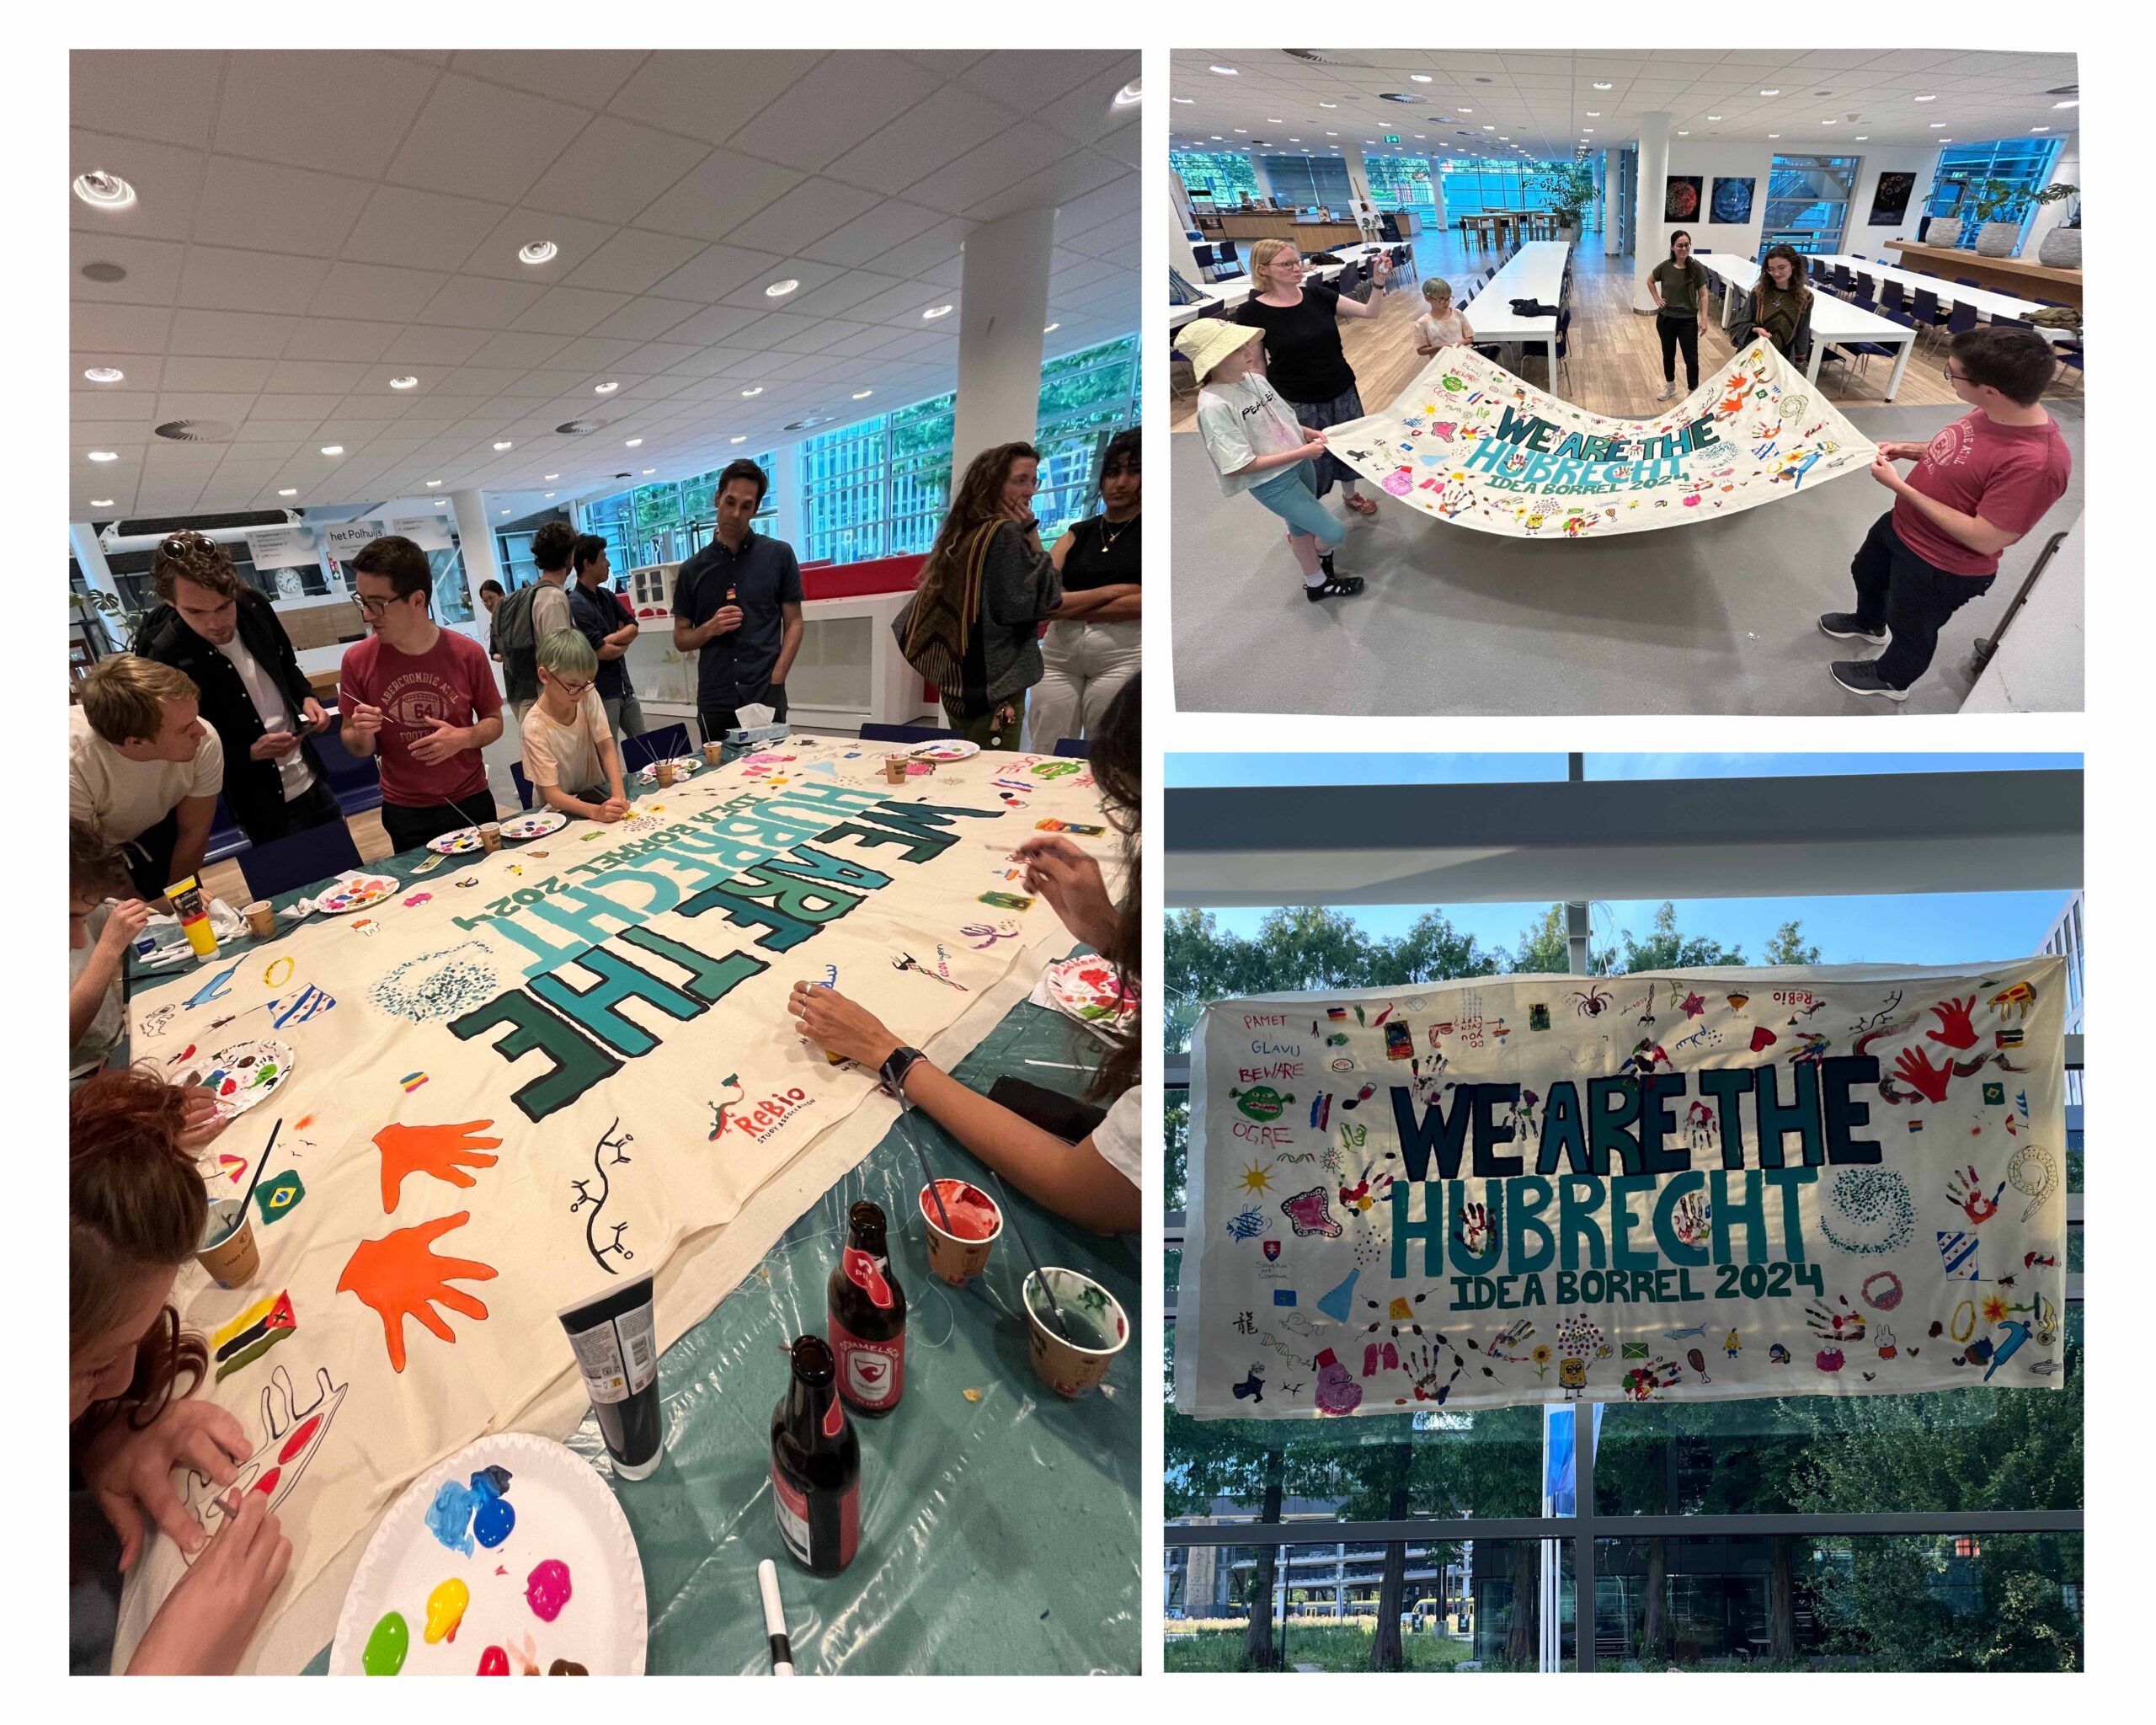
[1572, 984, 1614, 1018]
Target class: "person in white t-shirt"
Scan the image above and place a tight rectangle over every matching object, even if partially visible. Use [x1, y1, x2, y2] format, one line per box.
[519, 630, 629, 823]
[133, 532, 342, 850]
[1176, 317, 1366, 605]
[69, 657, 225, 905]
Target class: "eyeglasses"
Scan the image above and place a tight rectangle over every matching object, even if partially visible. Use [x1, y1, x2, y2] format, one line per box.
[1941, 362, 1971, 385]
[352, 593, 395, 617]
[545, 672, 594, 696]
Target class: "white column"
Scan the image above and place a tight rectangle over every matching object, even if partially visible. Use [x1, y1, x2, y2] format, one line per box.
[1604, 147, 1624, 257]
[1166, 168, 1203, 280]
[448, 488, 505, 617]
[1633, 112, 1671, 311]
[770, 453, 803, 550]
[1427, 157, 1448, 238]
[69, 521, 125, 607]
[950, 205, 1056, 475]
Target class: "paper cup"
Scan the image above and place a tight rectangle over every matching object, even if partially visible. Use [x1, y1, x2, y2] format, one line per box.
[883, 757, 908, 783]
[1021, 1268, 1128, 1399]
[479, 823, 502, 852]
[243, 900, 275, 939]
[919, 1180, 1002, 1285]
[702, 740, 724, 766]
[195, 1196, 259, 1290]
[655, 760, 676, 787]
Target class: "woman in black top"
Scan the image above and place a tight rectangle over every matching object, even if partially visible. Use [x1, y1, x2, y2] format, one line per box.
[1235, 237, 1392, 519]
[1033, 429, 1140, 752]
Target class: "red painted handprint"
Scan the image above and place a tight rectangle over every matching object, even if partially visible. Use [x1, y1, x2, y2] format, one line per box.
[1672, 1191, 1713, 1248]
[1947, 1166, 2005, 1226]
[1924, 996, 1978, 1050]
[1892, 1044, 1954, 1104]
[1454, 1200, 1493, 1255]
[336, 1212, 498, 1373]
[372, 1120, 501, 1213]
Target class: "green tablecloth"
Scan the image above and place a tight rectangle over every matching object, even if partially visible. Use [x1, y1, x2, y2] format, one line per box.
[128, 759, 1140, 1675]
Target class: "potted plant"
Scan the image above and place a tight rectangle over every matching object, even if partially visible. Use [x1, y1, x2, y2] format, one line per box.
[2036, 186, 2082, 269]
[1937, 175, 2079, 258]
[1529, 163, 1597, 242]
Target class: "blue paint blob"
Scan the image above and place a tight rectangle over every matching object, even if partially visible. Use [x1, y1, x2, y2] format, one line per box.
[425, 1479, 479, 1556]
[473, 1496, 517, 1548]
[469, 1464, 514, 1501]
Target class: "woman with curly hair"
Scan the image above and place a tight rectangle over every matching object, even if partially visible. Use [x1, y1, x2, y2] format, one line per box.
[71, 1070, 290, 1674]
[787, 675, 1142, 1233]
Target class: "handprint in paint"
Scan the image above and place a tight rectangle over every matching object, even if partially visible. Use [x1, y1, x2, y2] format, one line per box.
[1947, 1164, 2006, 1226]
[1671, 1191, 1713, 1249]
[371, 1120, 502, 1213]
[336, 1212, 499, 1373]
[1454, 1201, 1493, 1256]
[1892, 1044, 1955, 1104]
[1924, 996, 1979, 1051]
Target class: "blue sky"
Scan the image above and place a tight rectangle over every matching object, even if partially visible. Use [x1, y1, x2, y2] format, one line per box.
[1168, 754, 2080, 965]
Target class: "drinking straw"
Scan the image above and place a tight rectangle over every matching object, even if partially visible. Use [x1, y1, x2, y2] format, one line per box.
[237, 1117, 283, 1215]
[989, 1170, 1071, 1342]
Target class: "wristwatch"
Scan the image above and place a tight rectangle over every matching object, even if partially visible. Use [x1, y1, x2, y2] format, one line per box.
[879, 1045, 926, 1103]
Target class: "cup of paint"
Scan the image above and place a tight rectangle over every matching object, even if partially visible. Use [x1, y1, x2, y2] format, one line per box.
[883, 757, 909, 783]
[479, 822, 502, 852]
[919, 1179, 1002, 1285]
[243, 900, 275, 939]
[195, 1195, 259, 1290]
[558, 1274, 663, 1480]
[702, 740, 724, 766]
[1020, 1268, 1129, 1400]
[655, 758, 676, 788]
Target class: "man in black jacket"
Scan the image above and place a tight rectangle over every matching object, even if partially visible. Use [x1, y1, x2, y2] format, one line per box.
[133, 532, 343, 846]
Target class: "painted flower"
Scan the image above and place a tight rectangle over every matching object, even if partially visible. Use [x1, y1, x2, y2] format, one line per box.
[1983, 1295, 2009, 1324]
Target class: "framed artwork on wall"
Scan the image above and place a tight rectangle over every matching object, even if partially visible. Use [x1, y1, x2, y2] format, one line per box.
[1664, 174, 1702, 221]
[1868, 171, 1918, 225]
[1710, 176, 1755, 223]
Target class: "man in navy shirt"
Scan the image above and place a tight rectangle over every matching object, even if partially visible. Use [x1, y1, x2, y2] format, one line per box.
[670, 460, 804, 742]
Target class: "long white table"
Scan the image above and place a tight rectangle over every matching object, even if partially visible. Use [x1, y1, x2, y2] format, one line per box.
[1460, 239, 1572, 387]
[1168, 244, 1405, 330]
[1812, 253, 2077, 348]
[1694, 252, 1919, 400]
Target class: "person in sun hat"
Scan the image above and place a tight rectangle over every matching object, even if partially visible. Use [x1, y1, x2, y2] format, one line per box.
[1177, 316, 1364, 605]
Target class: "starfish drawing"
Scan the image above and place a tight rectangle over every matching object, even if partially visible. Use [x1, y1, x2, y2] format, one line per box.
[1680, 991, 1707, 1020]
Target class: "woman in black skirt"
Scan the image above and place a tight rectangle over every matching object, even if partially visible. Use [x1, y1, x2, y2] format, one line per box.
[1235, 237, 1393, 521]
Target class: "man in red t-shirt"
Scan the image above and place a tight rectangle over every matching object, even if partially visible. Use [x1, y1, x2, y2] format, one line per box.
[1821, 325, 2073, 701]
[338, 536, 505, 852]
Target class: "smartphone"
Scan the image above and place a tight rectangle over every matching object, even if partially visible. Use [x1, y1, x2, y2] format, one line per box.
[988, 1076, 1107, 1145]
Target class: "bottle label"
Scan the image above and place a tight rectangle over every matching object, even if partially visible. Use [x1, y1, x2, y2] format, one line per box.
[564, 1304, 657, 1406]
[830, 1313, 905, 1411]
[843, 1247, 894, 1310]
[771, 1462, 812, 1563]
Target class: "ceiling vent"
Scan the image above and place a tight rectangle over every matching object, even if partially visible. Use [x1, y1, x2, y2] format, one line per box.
[81, 261, 127, 283]
[554, 418, 609, 435]
[1283, 50, 1372, 67]
[154, 419, 235, 442]
[1377, 93, 1423, 104]
[2046, 83, 2079, 97]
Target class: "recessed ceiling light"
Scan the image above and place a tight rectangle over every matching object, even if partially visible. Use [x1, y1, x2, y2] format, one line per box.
[1209, 64, 1237, 75]
[435, 500, 446, 509]
[764, 279, 799, 298]
[1707, 115, 1722, 121]
[1410, 74, 1432, 83]
[741, 387, 763, 398]
[278, 488, 297, 497]
[2031, 126, 2051, 132]
[853, 389, 874, 399]
[1114, 80, 1142, 107]
[1043, 323, 1060, 334]
[642, 467, 655, 474]
[494, 441, 513, 451]
[1458, 106, 1472, 112]
[1759, 88, 1780, 96]
[595, 381, 619, 393]
[1822, 119, 1837, 125]
[90, 499, 113, 507]
[83, 366, 125, 383]
[2055, 99, 2078, 109]
[544, 491, 556, 498]
[1235, 128, 1249, 134]
[320, 445, 343, 455]
[1209, 135, 1222, 141]
[1914, 94, 1936, 102]
[1171, 96, 1192, 104]
[544, 474, 558, 481]
[501, 509, 510, 515]
[730, 435, 746, 444]
[1593, 82, 1612, 91]
[1930, 122, 1945, 128]
[1939, 138, 1952, 143]
[1325, 131, 1337, 136]
[1677, 130, 1689, 136]
[519, 240, 558, 264]
[1854, 136, 1869, 141]
[1482, 125, 1494, 131]
[1320, 101, 1337, 108]
[1587, 111, 1601, 117]
[1768, 133, 1780, 139]
[72, 170, 136, 209]
[426, 478, 443, 486]
[389, 375, 418, 389]
[1583, 128, 1594, 133]
[625, 437, 643, 446]
[922, 304, 953, 320]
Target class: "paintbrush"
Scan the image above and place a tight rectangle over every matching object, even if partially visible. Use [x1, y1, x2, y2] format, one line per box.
[989, 1170, 1071, 1343]
[904, 1119, 955, 1233]
[237, 1117, 283, 1215]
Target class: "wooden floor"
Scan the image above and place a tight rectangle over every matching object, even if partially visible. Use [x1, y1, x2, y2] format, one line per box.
[1170, 232, 2079, 430]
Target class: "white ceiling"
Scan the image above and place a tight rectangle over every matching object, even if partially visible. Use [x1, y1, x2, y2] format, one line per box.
[1170, 48, 2078, 170]
[71, 49, 1139, 521]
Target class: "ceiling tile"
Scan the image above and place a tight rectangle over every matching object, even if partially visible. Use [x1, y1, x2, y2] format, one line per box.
[563, 227, 707, 295]
[900, 120, 1071, 217]
[264, 359, 373, 394]
[629, 149, 805, 241]
[606, 51, 824, 146]
[821, 85, 1017, 198]
[542, 336, 646, 372]
[168, 308, 296, 357]
[462, 330, 573, 371]
[307, 261, 451, 323]
[448, 49, 648, 107]
[151, 393, 261, 424]
[724, 53, 945, 171]
[589, 296, 702, 341]
[343, 184, 512, 271]
[960, 51, 1129, 128]
[70, 232, 188, 306]
[154, 356, 269, 392]
[72, 51, 222, 149]
[191, 155, 376, 257]
[178, 247, 332, 315]
[72, 390, 162, 421]
[212, 51, 440, 177]
[414, 275, 548, 328]
[510, 286, 633, 337]
[646, 243, 791, 304]
[385, 72, 587, 204]
[281, 319, 403, 363]
[725, 178, 885, 255]
[457, 207, 620, 282]
[520, 115, 710, 222]
[70, 130, 211, 244]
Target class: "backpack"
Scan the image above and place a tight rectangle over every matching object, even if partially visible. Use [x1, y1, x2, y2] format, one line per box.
[494, 582, 542, 703]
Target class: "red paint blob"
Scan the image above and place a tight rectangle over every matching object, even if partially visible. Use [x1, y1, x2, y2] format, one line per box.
[253, 1466, 281, 1497]
[921, 1180, 999, 1240]
[478, 1646, 509, 1676]
[278, 1414, 321, 1465]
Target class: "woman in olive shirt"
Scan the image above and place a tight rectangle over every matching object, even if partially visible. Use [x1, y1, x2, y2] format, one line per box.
[1648, 229, 1710, 400]
[1746, 244, 1815, 366]
[1235, 237, 1393, 521]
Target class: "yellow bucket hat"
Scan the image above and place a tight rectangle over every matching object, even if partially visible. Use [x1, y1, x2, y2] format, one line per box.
[1173, 317, 1264, 383]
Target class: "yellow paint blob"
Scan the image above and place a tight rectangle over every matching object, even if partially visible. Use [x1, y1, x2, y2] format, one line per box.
[424, 1577, 471, 1645]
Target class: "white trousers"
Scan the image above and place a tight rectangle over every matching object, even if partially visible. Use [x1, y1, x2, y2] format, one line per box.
[1028, 618, 1141, 752]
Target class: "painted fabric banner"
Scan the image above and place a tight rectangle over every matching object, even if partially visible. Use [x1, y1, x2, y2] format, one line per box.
[115, 740, 1112, 1669]
[1174, 963, 2067, 1422]
[1325, 337, 1876, 539]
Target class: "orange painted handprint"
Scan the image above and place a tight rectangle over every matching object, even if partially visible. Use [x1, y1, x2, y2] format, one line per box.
[373, 1120, 501, 1213]
[336, 1212, 498, 1373]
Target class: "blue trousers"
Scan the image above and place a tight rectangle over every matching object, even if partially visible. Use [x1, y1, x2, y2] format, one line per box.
[1247, 461, 1348, 548]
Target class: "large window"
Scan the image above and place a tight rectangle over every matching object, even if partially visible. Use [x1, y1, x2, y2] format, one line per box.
[1926, 138, 2065, 250]
[1173, 151, 1261, 209]
[1364, 155, 1436, 213]
[1763, 155, 1861, 255]
[582, 459, 778, 574]
[1258, 154, 1355, 213]
[1439, 160, 1557, 216]
[1033, 335, 1141, 541]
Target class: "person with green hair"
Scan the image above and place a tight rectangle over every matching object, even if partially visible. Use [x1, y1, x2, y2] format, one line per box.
[519, 628, 629, 823]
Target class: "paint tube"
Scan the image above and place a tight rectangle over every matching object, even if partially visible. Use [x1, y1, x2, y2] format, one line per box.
[557, 1274, 662, 1480]
[164, 874, 220, 958]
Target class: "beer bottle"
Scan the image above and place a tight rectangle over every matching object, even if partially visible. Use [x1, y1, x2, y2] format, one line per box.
[769, 1335, 860, 1576]
[828, 1201, 906, 1418]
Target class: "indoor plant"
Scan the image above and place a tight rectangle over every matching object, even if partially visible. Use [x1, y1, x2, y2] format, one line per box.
[2036, 189, 2081, 269]
[1937, 175, 2079, 258]
[1529, 163, 1598, 241]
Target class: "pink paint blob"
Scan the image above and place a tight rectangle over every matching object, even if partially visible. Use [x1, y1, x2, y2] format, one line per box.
[921, 1180, 999, 1240]
[478, 1646, 510, 1676]
[526, 1559, 573, 1622]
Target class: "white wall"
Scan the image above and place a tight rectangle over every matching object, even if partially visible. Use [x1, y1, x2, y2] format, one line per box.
[1660, 142, 1775, 264]
[1847, 147, 1943, 252]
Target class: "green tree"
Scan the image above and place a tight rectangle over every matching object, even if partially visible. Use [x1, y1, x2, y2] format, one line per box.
[1763, 920, 1823, 966]
[1613, 903, 1747, 973]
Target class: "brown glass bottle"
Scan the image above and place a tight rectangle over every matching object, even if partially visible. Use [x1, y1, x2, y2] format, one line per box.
[769, 1335, 860, 1576]
[828, 1201, 906, 1417]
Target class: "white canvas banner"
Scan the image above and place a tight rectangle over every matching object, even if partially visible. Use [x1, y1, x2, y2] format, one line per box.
[1174, 962, 2068, 1422]
[1326, 336, 1876, 539]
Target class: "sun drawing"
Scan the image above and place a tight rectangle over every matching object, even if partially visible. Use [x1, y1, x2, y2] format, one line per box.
[1240, 1160, 1274, 1194]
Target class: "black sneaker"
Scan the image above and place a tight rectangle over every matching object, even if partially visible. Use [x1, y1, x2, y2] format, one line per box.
[1830, 660, 1908, 702]
[1818, 612, 1888, 646]
[1305, 573, 1367, 602]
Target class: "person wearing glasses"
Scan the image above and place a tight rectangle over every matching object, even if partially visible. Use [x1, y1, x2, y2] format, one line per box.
[519, 630, 630, 824]
[132, 532, 340, 849]
[337, 535, 504, 852]
[1821, 325, 2073, 702]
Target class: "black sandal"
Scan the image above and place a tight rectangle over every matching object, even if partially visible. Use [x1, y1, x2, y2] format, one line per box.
[1305, 572, 1366, 602]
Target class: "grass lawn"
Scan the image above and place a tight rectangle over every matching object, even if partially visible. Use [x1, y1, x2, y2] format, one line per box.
[1164, 1623, 1479, 1673]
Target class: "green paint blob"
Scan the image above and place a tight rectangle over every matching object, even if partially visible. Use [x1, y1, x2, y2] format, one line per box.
[363, 1610, 409, 1675]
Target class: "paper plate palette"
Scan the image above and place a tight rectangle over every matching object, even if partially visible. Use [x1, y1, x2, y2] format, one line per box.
[910, 739, 979, 761]
[188, 1037, 295, 1123]
[329, 1432, 647, 1677]
[1043, 954, 1138, 1029]
[634, 756, 702, 783]
[425, 827, 488, 856]
[499, 809, 568, 841]
[313, 873, 398, 913]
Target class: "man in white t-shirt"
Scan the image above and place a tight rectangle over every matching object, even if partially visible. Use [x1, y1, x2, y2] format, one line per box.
[134, 531, 342, 848]
[69, 655, 226, 902]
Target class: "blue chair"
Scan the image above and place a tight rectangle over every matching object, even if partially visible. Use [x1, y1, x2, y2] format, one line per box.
[860, 722, 961, 745]
[1879, 279, 1905, 315]
[202, 793, 248, 865]
[310, 723, 382, 818]
[1053, 738, 1091, 759]
[509, 761, 536, 811]
[237, 818, 364, 901]
[1942, 302, 1980, 343]
[1832, 264, 1854, 293]
[1908, 286, 1947, 344]
[1216, 239, 1244, 279]
[622, 722, 691, 771]
[1955, 277, 1979, 289]
[1992, 314, 2031, 330]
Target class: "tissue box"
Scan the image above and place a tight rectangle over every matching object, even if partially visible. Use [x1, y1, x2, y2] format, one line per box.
[723, 721, 792, 747]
